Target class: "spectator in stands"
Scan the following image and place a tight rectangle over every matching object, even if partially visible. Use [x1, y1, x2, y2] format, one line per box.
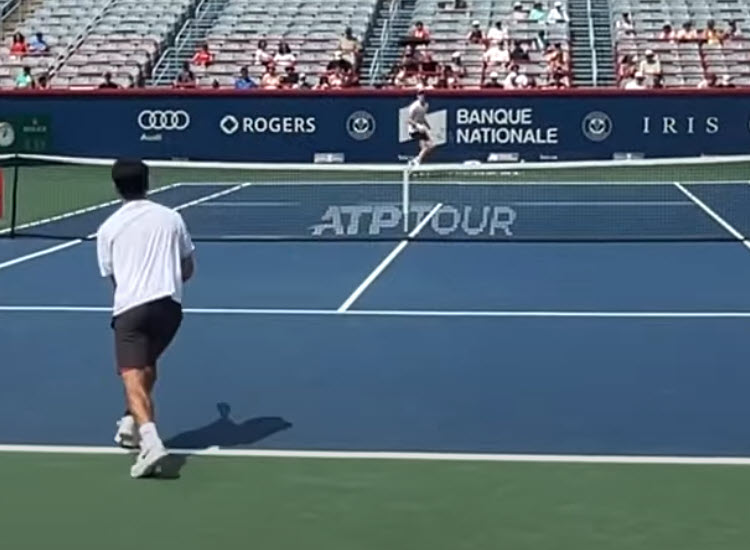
[261, 64, 281, 89]
[483, 71, 503, 88]
[546, 66, 570, 88]
[99, 72, 119, 89]
[703, 20, 722, 45]
[126, 74, 136, 88]
[534, 29, 549, 50]
[36, 73, 49, 89]
[652, 74, 664, 89]
[295, 73, 312, 89]
[453, 0, 468, 9]
[315, 75, 331, 90]
[638, 49, 662, 82]
[676, 21, 699, 42]
[235, 66, 257, 90]
[28, 32, 49, 54]
[10, 32, 28, 57]
[516, 66, 535, 89]
[281, 65, 300, 88]
[624, 71, 647, 89]
[546, 42, 567, 68]
[435, 65, 461, 89]
[529, 2, 546, 22]
[659, 24, 676, 41]
[174, 62, 196, 88]
[719, 74, 735, 88]
[511, 40, 532, 62]
[192, 43, 213, 67]
[698, 73, 718, 88]
[339, 27, 361, 68]
[255, 39, 273, 66]
[449, 51, 468, 78]
[15, 66, 33, 88]
[329, 67, 349, 88]
[328, 50, 354, 73]
[467, 20, 484, 44]
[410, 21, 431, 43]
[512, 2, 527, 20]
[547, 1, 569, 23]
[274, 42, 296, 70]
[399, 44, 420, 74]
[616, 13, 636, 37]
[725, 20, 742, 40]
[483, 41, 510, 67]
[618, 54, 637, 81]
[504, 64, 520, 88]
[487, 21, 509, 44]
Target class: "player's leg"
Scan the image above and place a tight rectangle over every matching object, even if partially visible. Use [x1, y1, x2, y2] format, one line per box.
[113, 303, 169, 478]
[416, 136, 435, 164]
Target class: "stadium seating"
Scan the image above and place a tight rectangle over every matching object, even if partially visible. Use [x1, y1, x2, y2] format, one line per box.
[389, 0, 570, 88]
[198, 0, 378, 87]
[1, 0, 195, 88]
[612, 0, 750, 87]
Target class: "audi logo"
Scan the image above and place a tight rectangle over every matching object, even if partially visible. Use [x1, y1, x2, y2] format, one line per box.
[137, 110, 191, 131]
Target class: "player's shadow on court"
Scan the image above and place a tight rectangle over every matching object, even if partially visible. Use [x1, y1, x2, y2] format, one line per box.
[157, 402, 292, 479]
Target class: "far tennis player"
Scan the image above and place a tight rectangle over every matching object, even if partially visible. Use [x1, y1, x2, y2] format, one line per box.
[96, 159, 195, 479]
[407, 88, 435, 165]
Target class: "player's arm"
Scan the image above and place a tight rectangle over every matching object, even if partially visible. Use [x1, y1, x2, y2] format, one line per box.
[96, 228, 116, 287]
[177, 214, 196, 282]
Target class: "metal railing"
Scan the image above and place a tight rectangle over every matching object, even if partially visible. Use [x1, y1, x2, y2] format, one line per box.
[368, 0, 400, 85]
[0, 0, 22, 37]
[150, 0, 208, 84]
[586, 0, 598, 86]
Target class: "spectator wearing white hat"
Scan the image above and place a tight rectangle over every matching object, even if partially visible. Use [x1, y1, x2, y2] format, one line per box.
[625, 71, 647, 89]
[529, 2, 546, 22]
[504, 64, 520, 88]
[487, 21, 509, 44]
[547, 1, 569, 23]
[512, 2, 527, 20]
[483, 71, 503, 88]
[638, 49, 662, 83]
[467, 20, 484, 44]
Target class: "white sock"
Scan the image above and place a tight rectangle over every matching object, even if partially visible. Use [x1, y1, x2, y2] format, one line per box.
[138, 422, 163, 450]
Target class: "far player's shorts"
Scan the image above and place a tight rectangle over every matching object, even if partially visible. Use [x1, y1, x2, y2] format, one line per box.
[111, 297, 182, 372]
[409, 130, 430, 142]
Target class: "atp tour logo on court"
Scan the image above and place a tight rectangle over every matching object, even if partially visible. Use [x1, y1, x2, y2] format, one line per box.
[346, 111, 376, 141]
[310, 204, 516, 237]
[581, 111, 613, 142]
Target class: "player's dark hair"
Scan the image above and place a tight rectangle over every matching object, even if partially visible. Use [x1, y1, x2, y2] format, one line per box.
[112, 159, 148, 200]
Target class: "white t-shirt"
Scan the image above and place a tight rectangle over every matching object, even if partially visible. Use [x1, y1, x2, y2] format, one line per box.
[97, 200, 195, 316]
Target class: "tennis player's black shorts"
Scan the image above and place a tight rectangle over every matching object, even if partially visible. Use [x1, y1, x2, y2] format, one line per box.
[111, 297, 182, 371]
[409, 130, 429, 142]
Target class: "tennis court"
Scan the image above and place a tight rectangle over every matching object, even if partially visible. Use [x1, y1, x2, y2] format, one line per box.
[1, 155, 750, 549]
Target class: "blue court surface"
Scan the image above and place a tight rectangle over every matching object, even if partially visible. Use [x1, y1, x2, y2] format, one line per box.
[2, 179, 750, 462]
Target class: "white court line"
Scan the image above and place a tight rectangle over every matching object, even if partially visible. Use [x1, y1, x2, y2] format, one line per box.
[0, 444, 748, 466]
[196, 201, 300, 207]
[0, 183, 252, 272]
[3, 305, 750, 318]
[673, 181, 750, 252]
[337, 203, 443, 312]
[0, 182, 182, 236]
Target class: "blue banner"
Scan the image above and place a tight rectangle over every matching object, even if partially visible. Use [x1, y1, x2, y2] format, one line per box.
[1, 90, 749, 162]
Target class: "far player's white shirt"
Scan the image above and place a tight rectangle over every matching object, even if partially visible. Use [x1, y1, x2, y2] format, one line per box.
[408, 99, 429, 133]
[97, 199, 195, 316]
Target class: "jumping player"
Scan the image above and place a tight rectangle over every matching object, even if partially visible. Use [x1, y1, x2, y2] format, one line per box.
[407, 88, 435, 165]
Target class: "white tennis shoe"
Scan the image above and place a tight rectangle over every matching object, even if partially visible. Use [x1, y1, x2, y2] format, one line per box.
[130, 444, 169, 478]
[114, 415, 140, 449]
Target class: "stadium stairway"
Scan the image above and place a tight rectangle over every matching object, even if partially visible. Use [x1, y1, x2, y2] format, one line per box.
[361, 0, 417, 85]
[150, 0, 229, 85]
[568, 0, 615, 86]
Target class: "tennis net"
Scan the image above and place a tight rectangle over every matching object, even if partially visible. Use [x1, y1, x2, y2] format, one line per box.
[2, 153, 750, 242]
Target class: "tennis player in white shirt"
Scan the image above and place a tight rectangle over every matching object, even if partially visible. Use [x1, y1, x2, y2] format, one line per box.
[97, 159, 195, 478]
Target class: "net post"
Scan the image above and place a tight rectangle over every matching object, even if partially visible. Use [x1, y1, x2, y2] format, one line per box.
[402, 164, 410, 233]
[9, 156, 19, 238]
